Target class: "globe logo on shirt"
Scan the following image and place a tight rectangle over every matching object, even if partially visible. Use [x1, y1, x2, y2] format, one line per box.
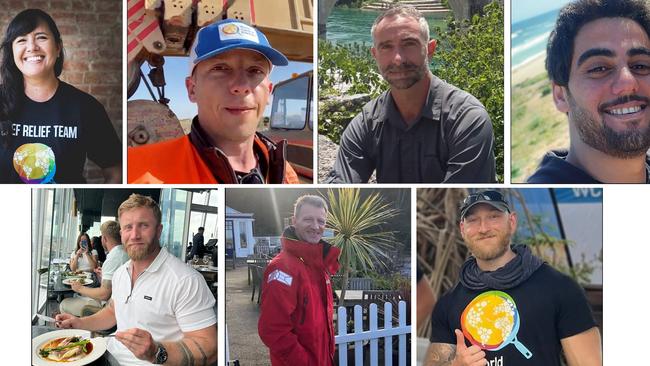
[13, 143, 56, 184]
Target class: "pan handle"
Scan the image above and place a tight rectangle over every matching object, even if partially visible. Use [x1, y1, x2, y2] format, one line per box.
[512, 337, 533, 359]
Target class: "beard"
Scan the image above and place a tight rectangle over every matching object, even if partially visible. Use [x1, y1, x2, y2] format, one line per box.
[465, 229, 513, 262]
[379, 60, 428, 90]
[125, 238, 159, 261]
[569, 93, 650, 158]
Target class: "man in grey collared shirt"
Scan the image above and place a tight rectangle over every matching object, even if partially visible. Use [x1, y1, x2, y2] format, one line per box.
[327, 5, 497, 183]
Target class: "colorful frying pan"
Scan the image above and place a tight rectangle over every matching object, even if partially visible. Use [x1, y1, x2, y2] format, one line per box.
[460, 290, 533, 359]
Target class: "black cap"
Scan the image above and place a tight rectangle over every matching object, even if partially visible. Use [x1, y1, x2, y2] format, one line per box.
[459, 190, 510, 220]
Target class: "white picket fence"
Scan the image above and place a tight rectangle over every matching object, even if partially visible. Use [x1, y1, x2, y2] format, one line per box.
[335, 301, 410, 366]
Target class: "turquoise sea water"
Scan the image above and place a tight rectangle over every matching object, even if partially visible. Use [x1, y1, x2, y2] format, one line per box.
[326, 7, 448, 46]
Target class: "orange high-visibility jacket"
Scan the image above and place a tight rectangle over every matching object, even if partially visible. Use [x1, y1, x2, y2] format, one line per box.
[128, 133, 299, 184]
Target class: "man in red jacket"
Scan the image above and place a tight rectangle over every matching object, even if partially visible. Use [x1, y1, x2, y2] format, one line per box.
[258, 195, 341, 365]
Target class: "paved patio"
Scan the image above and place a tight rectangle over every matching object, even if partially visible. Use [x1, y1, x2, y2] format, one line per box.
[226, 265, 270, 365]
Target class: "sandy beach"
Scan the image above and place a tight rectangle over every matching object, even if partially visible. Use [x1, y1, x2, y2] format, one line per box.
[512, 52, 546, 85]
[510, 50, 569, 182]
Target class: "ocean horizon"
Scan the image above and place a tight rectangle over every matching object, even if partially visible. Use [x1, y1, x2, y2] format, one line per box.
[512, 8, 561, 69]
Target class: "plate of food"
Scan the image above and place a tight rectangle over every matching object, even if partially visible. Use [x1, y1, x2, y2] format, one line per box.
[32, 329, 107, 366]
[62, 271, 92, 278]
[62, 278, 93, 286]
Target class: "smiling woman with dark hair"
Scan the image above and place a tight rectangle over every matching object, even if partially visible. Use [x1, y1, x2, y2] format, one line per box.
[0, 9, 121, 184]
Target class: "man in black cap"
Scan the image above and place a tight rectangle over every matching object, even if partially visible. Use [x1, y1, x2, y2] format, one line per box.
[423, 190, 601, 366]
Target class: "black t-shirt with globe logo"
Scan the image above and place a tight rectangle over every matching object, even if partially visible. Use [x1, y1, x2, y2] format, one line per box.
[0, 81, 121, 183]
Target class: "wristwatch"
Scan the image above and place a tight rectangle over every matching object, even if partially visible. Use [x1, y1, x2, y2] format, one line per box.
[153, 343, 168, 364]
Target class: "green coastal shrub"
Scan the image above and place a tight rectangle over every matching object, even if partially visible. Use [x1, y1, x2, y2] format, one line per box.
[335, 0, 372, 9]
[432, 1, 504, 182]
[318, 40, 386, 143]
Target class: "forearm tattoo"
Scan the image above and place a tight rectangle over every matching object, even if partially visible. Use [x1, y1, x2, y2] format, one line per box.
[188, 338, 208, 366]
[102, 280, 112, 290]
[177, 340, 195, 366]
[424, 343, 457, 366]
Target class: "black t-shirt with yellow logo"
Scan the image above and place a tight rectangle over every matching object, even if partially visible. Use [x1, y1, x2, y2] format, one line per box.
[430, 264, 597, 366]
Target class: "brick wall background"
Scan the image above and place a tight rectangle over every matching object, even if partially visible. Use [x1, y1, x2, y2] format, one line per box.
[0, 0, 123, 183]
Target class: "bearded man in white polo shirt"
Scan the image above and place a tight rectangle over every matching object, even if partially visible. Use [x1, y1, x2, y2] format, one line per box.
[56, 194, 217, 366]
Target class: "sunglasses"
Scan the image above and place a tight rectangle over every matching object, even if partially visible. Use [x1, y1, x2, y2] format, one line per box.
[461, 190, 508, 209]
[238, 168, 265, 184]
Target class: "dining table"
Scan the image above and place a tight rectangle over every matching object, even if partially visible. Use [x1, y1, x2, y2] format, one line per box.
[50, 272, 98, 303]
[193, 265, 218, 299]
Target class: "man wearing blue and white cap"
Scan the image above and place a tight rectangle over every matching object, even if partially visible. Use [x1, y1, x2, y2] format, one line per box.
[128, 19, 299, 184]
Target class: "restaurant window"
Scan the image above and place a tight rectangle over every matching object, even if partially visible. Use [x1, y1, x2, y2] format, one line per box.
[32, 189, 78, 316]
[204, 213, 217, 240]
[192, 191, 209, 205]
[186, 190, 218, 261]
[239, 221, 248, 248]
[160, 189, 190, 259]
[32, 189, 54, 315]
[208, 191, 218, 207]
[189, 212, 204, 250]
[186, 212, 212, 251]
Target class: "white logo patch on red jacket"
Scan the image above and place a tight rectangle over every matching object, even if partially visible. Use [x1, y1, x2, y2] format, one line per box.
[267, 269, 293, 286]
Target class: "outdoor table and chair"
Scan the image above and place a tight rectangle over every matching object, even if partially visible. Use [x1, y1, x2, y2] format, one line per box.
[246, 257, 270, 285]
[249, 263, 267, 304]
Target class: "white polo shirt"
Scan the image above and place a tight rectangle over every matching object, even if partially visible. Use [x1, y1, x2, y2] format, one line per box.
[106, 247, 216, 366]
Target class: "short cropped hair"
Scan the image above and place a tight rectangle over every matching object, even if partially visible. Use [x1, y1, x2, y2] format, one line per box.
[100, 220, 121, 244]
[546, 0, 650, 86]
[117, 194, 162, 226]
[371, 4, 430, 44]
[294, 195, 328, 217]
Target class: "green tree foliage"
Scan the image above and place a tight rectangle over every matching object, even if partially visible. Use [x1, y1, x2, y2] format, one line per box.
[432, 1, 504, 181]
[318, 40, 386, 143]
[326, 188, 399, 306]
[318, 41, 385, 97]
[335, 0, 373, 8]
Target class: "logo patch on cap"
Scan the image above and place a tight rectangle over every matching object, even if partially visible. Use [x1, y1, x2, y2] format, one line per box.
[218, 22, 259, 43]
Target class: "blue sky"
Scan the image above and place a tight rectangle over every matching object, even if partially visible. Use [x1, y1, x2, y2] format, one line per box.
[512, 0, 572, 24]
[130, 57, 313, 119]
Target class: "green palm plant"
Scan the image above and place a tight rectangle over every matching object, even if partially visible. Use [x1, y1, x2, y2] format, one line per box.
[326, 188, 401, 306]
